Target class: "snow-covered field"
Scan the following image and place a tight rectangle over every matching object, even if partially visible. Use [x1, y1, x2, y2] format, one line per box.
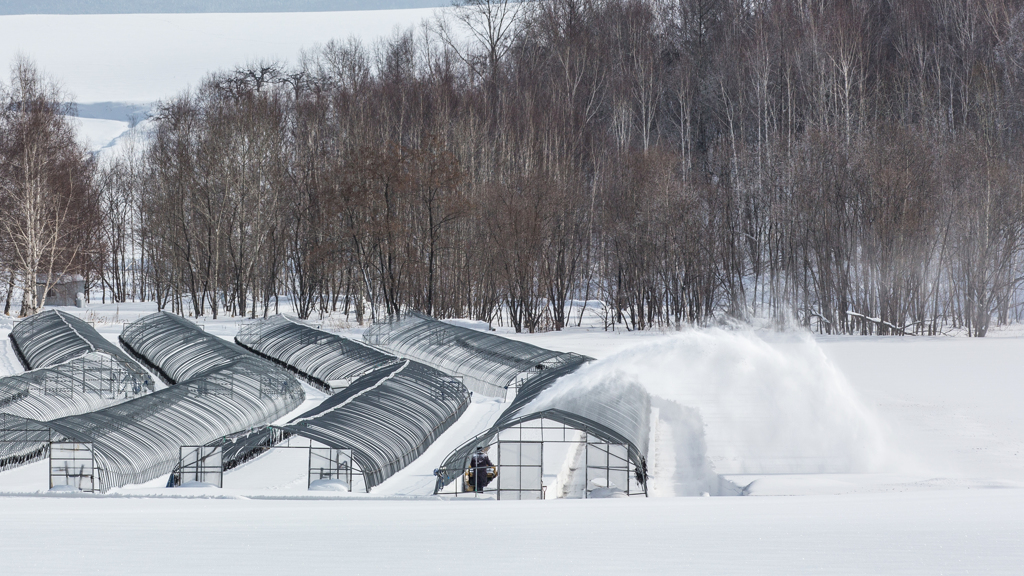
[0, 301, 1021, 574]
[2, 490, 1019, 575]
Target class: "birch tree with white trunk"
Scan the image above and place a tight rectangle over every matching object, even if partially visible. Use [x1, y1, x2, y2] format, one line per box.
[0, 58, 95, 316]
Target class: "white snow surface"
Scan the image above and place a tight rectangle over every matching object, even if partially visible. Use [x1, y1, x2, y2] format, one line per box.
[0, 491, 1020, 574]
[71, 116, 131, 151]
[0, 301, 1022, 573]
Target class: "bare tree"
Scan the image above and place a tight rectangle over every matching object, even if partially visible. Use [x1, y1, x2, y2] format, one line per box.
[0, 58, 98, 316]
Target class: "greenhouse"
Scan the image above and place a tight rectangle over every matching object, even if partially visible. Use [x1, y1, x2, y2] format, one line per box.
[278, 359, 469, 490]
[0, 351, 149, 422]
[236, 314, 397, 392]
[433, 359, 652, 499]
[119, 311, 293, 388]
[1, 312, 305, 491]
[231, 316, 471, 491]
[2, 310, 152, 423]
[11, 310, 145, 376]
[363, 311, 584, 398]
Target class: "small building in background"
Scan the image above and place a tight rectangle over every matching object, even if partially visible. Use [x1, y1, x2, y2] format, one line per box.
[37, 274, 85, 308]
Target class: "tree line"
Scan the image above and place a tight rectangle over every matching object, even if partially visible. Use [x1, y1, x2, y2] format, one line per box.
[7, 0, 1024, 336]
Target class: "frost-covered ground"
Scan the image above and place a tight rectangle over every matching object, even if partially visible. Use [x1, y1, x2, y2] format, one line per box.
[0, 301, 1021, 573]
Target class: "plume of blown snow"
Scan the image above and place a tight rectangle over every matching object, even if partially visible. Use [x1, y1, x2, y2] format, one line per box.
[527, 328, 889, 476]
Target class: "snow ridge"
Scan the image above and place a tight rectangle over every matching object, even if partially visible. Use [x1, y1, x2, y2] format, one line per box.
[287, 359, 409, 426]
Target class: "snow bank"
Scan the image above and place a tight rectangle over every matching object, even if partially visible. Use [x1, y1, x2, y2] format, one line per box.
[308, 479, 348, 492]
[650, 398, 744, 496]
[47, 485, 80, 493]
[179, 481, 219, 489]
[440, 318, 490, 332]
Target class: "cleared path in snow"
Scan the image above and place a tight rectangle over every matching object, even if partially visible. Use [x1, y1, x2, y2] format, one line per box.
[0, 337, 20, 377]
[371, 395, 506, 495]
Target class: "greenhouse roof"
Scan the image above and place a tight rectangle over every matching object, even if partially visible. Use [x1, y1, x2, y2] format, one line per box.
[363, 312, 581, 398]
[236, 316, 470, 490]
[0, 351, 149, 422]
[236, 315, 397, 391]
[11, 310, 145, 377]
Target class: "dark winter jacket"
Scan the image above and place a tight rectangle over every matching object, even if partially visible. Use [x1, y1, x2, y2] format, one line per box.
[470, 450, 493, 490]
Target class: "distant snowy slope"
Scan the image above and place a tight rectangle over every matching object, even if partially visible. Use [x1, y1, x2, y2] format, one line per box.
[74, 102, 152, 122]
[0, 1, 447, 14]
[0, 9, 437, 103]
[73, 116, 130, 152]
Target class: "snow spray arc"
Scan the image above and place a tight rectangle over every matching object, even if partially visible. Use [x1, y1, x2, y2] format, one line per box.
[526, 329, 890, 488]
